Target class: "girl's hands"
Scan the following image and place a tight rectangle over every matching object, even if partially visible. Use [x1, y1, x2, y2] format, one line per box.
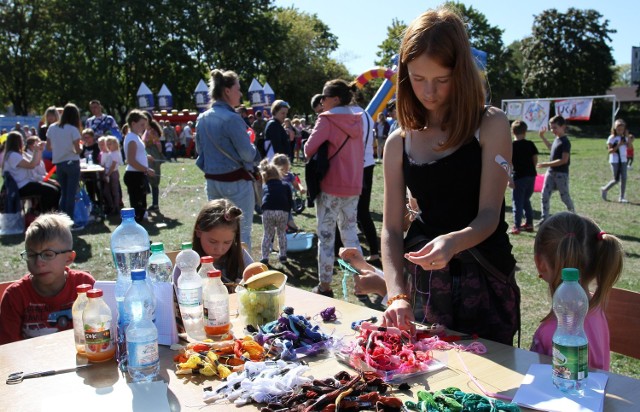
[404, 235, 455, 271]
[382, 299, 415, 334]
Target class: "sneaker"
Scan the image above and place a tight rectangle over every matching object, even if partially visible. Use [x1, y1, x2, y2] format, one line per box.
[147, 205, 159, 212]
[311, 285, 334, 298]
[619, 198, 629, 203]
[71, 224, 85, 232]
[510, 226, 521, 235]
[522, 224, 534, 232]
[356, 294, 371, 305]
[601, 187, 608, 201]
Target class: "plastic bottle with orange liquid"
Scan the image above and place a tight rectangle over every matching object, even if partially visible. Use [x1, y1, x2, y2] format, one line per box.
[83, 289, 116, 362]
[203, 270, 230, 338]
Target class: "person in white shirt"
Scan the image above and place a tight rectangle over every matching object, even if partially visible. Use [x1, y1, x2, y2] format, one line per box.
[122, 110, 154, 222]
[2, 132, 60, 213]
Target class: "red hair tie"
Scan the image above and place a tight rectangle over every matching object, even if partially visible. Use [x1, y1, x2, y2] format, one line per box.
[597, 231, 607, 240]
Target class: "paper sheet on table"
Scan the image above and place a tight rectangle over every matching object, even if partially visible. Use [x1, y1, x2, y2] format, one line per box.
[94, 281, 178, 346]
[512, 364, 608, 412]
[42, 381, 170, 411]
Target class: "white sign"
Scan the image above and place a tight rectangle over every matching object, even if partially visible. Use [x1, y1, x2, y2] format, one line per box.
[554, 98, 593, 121]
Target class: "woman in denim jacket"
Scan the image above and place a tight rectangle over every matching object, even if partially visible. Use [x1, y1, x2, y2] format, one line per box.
[195, 69, 258, 248]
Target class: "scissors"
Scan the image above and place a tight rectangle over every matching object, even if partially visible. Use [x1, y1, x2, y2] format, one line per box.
[6, 364, 91, 384]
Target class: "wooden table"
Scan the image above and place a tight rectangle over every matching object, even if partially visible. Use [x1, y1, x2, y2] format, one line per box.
[1, 286, 638, 411]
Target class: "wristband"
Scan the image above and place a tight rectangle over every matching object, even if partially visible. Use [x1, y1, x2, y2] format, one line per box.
[387, 293, 410, 306]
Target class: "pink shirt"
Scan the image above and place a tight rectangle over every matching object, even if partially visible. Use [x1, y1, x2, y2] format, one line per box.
[304, 108, 363, 197]
[530, 306, 610, 371]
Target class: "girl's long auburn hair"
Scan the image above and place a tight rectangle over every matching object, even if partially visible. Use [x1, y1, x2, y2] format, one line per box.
[397, 6, 485, 150]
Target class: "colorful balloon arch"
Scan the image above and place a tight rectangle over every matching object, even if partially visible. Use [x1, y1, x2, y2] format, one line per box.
[354, 67, 397, 120]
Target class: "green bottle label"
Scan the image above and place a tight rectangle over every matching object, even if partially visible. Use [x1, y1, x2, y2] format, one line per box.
[552, 343, 589, 380]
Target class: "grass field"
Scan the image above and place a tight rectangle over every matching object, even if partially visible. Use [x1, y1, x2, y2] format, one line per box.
[1, 134, 638, 378]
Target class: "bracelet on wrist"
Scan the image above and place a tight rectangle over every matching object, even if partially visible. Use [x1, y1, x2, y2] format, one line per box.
[387, 293, 410, 306]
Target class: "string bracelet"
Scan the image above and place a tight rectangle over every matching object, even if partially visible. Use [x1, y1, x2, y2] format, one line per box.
[387, 293, 410, 306]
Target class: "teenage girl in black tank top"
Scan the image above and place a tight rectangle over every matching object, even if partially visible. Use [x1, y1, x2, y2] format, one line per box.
[379, 6, 520, 345]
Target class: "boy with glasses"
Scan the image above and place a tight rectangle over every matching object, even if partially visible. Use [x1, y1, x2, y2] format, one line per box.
[0, 213, 94, 344]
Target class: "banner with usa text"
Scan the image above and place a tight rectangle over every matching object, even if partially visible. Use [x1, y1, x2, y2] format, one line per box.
[554, 98, 593, 121]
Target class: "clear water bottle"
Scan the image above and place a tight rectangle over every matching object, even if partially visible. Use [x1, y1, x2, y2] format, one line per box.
[176, 242, 206, 340]
[552, 267, 589, 396]
[125, 269, 159, 382]
[148, 242, 173, 283]
[111, 207, 151, 369]
[197, 256, 215, 280]
[83, 289, 115, 363]
[203, 270, 230, 339]
[72, 283, 92, 354]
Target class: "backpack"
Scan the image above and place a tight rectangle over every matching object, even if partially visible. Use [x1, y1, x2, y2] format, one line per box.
[304, 136, 349, 207]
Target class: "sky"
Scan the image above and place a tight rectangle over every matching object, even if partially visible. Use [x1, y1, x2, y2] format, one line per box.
[274, 0, 638, 75]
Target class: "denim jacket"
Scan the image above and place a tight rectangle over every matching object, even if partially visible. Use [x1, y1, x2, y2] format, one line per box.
[195, 101, 257, 174]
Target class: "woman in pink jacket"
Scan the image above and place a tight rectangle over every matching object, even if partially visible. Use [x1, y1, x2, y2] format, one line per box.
[304, 79, 364, 297]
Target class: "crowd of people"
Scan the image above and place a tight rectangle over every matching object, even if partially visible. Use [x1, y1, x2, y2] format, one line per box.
[0, 4, 633, 373]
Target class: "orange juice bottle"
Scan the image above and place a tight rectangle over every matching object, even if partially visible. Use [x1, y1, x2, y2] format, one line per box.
[203, 270, 230, 338]
[83, 289, 116, 362]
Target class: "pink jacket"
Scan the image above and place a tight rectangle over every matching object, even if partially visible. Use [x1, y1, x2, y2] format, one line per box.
[304, 107, 363, 197]
[530, 306, 610, 371]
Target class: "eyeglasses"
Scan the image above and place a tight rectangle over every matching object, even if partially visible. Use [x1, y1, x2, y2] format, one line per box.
[21, 249, 72, 262]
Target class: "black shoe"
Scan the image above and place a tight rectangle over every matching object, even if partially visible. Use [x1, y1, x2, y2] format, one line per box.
[311, 286, 334, 298]
[356, 294, 371, 305]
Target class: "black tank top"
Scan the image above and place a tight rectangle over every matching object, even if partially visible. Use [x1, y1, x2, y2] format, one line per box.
[403, 135, 515, 275]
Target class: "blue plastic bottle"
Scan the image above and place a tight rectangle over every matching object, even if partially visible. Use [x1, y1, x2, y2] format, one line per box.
[111, 208, 151, 369]
[125, 269, 159, 382]
[552, 267, 589, 396]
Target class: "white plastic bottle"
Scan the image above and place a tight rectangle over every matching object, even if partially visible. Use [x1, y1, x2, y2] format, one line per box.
[203, 270, 230, 339]
[148, 242, 173, 283]
[72, 283, 92, 354]
[125, 269, 159, 382]
[176, 242, 206, 340]
[552, 267, 589, 395]
[198, 256, 215, 281]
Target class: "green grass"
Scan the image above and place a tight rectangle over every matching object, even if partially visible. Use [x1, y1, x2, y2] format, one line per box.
[1, 135, 638, 378]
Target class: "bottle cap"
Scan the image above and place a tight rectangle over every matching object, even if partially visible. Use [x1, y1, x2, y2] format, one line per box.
[76, 284, 92, 293]
[207, 270, 222, 278]
[180, 242, 193, 250]
[150, 242, 165, 253]
[120, 208, 135, 219]
[561, 268, 579, 281]
[131, 269, 146, 281]
[201, 256, 214, 264]
[87, 289, 103, 298]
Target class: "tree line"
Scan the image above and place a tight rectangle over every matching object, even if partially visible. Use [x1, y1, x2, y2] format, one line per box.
[0, 1, 621, 120]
